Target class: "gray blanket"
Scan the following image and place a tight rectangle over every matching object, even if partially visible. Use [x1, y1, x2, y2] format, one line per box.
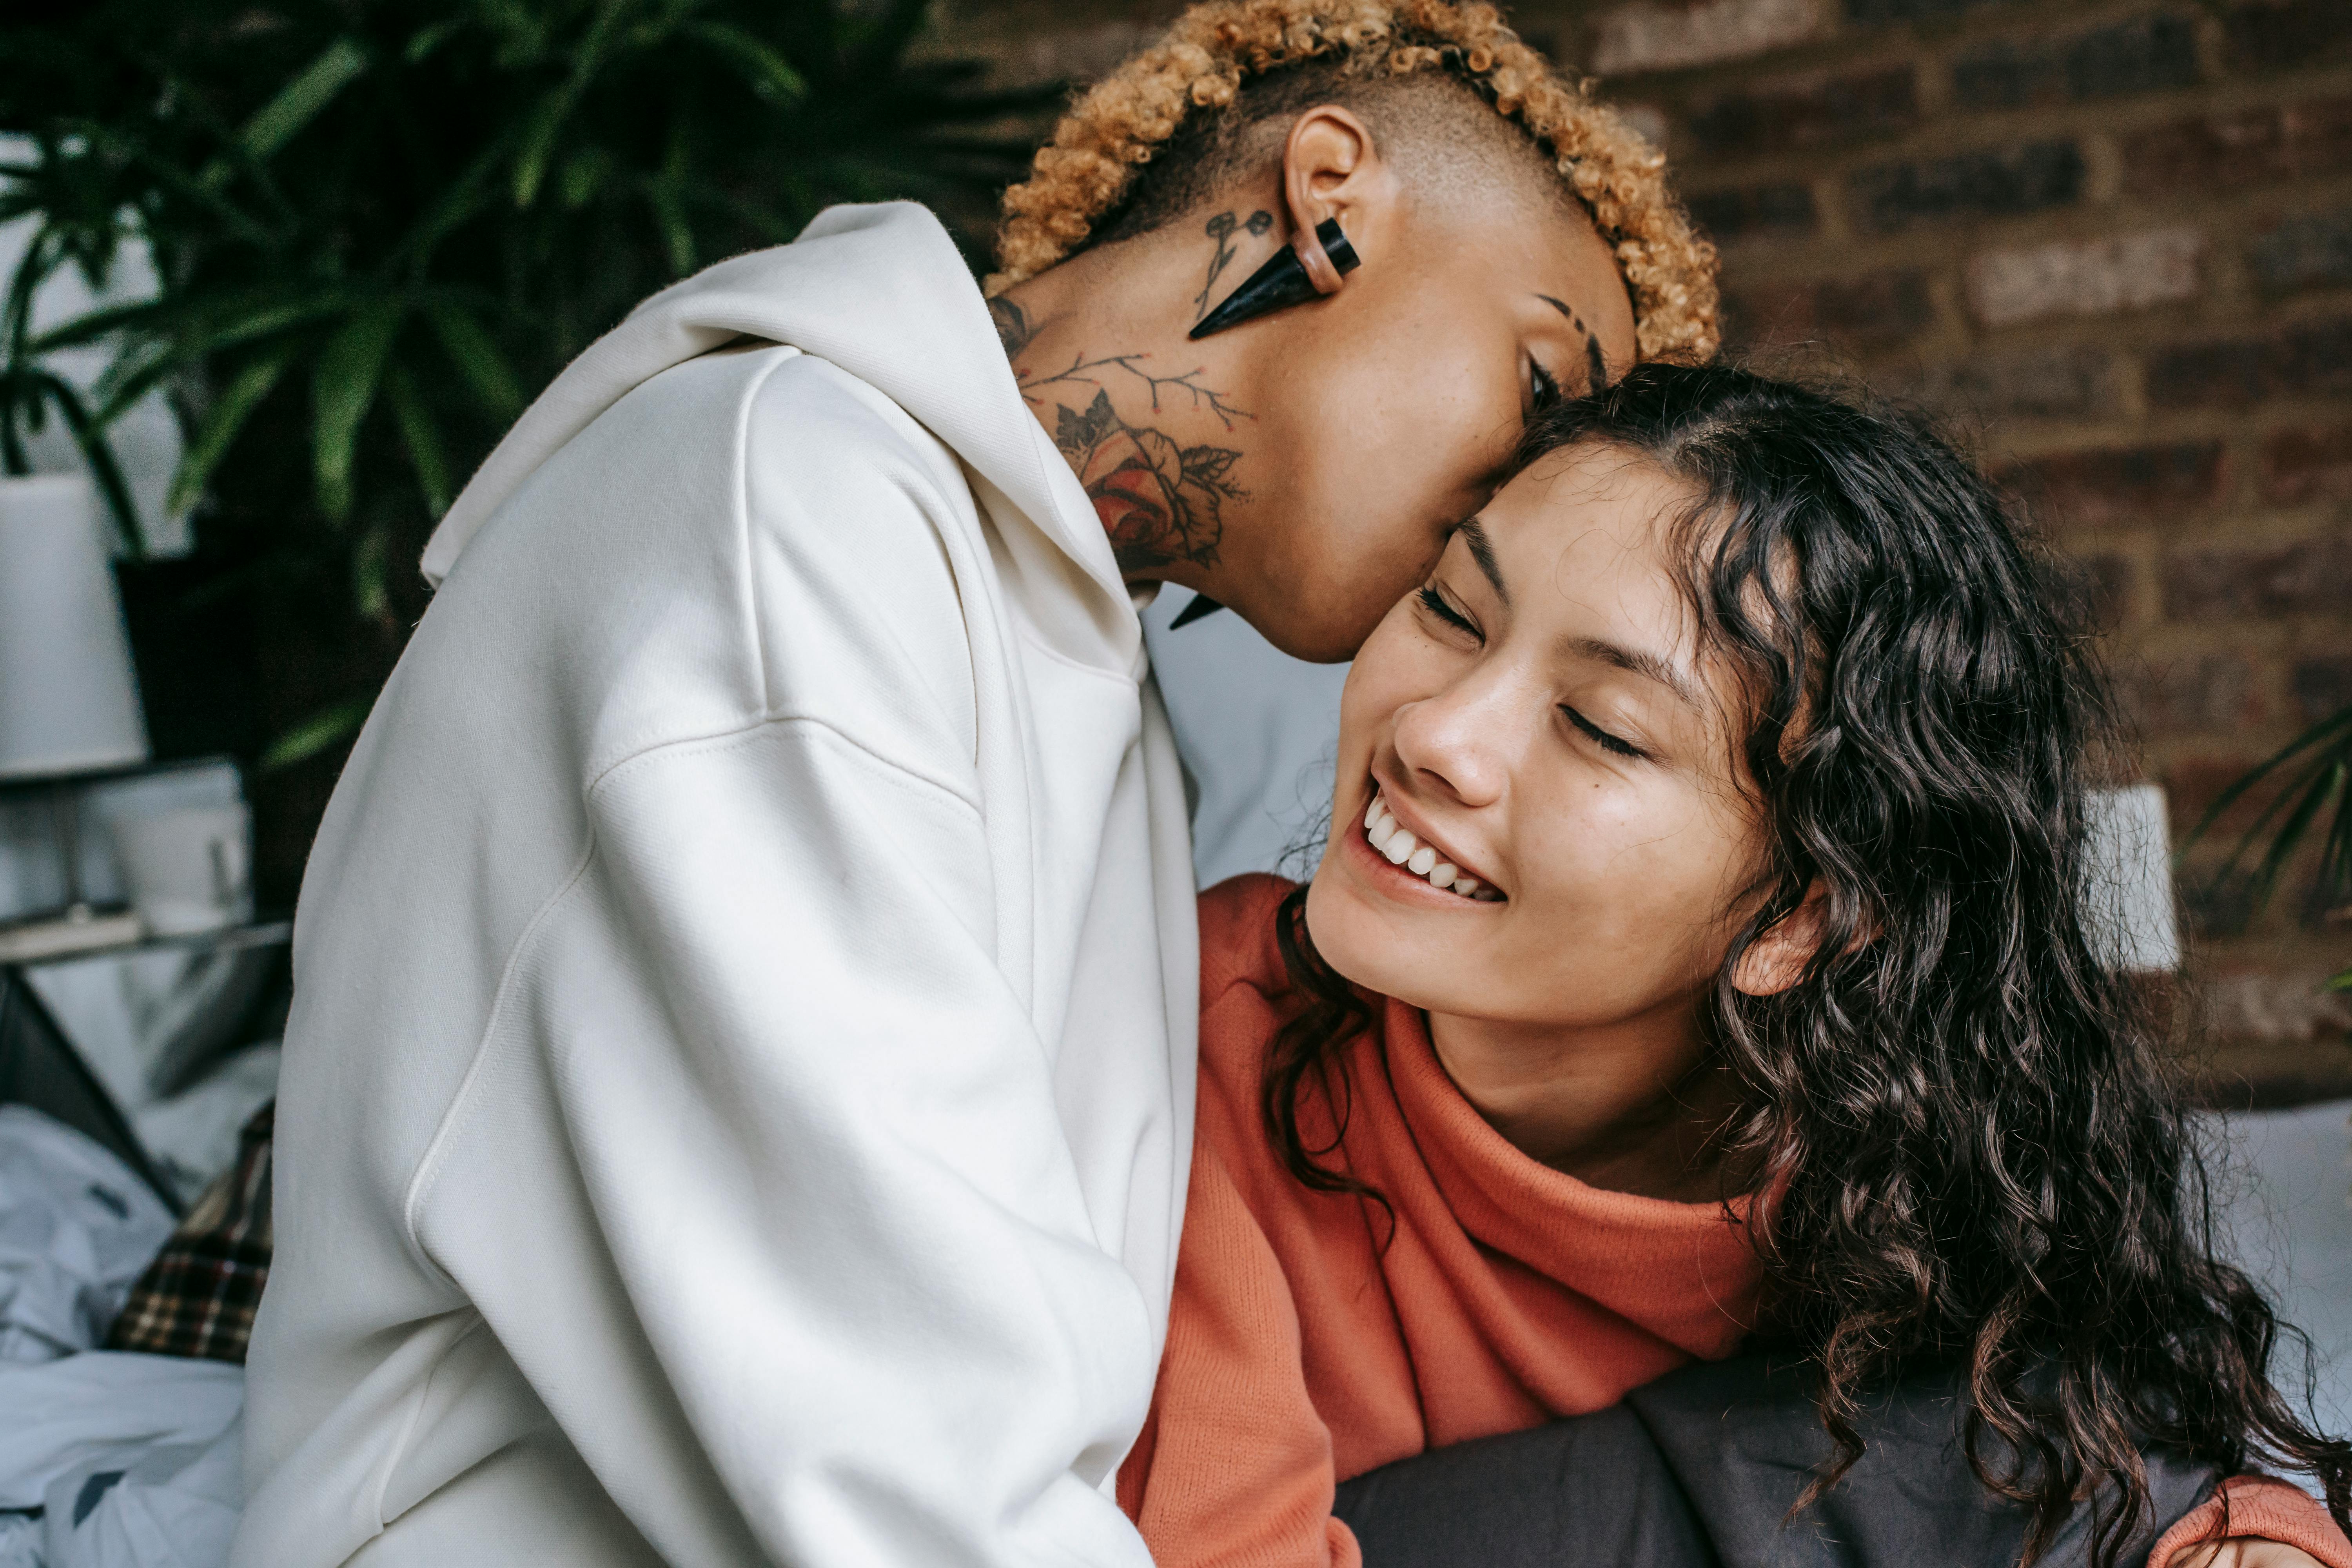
[1334, 1353, 2220, 1568]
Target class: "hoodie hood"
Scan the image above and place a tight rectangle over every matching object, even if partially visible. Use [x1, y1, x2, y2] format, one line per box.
[422, 203, 1122, 617]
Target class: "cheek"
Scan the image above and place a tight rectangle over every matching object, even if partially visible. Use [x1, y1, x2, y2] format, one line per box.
[1252, 354, 1521, 655]
[1512, 782, 1756, 974]
[1331, 607, 1428, 768]
[1269, 319, 1521, 532]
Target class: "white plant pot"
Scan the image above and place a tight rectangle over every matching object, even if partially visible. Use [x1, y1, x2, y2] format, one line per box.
[0, 472, 150, 780]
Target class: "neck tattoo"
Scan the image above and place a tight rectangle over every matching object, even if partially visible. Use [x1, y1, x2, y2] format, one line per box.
[1193, 209, 1274, 323]
[989, 295, 1036, 358]
[991, 265, 1253, 575]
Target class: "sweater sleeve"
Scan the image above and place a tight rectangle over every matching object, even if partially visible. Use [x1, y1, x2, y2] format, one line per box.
[2148, 1478, 2352, 1567]
[1120, 1138, 1360, 1568]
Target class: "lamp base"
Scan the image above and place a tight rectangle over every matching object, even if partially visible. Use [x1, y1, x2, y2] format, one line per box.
[0, 904, 147, 964]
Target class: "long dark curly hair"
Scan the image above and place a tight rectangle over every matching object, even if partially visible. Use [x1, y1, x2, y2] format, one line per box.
[1263, 361, 2352, 1566]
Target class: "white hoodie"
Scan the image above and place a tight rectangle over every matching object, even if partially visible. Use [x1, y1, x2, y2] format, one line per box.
[235, 204, 1197, 1568]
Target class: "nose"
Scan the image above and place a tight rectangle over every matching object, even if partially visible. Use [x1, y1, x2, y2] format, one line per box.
[1390, 665, 1514, 811]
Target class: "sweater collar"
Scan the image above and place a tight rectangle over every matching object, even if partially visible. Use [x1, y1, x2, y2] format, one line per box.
[1373, 996, 1763, 1354]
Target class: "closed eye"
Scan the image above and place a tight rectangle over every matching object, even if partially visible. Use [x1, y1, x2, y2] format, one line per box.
[1529, 357, 1563, 414]
[1563, 705, 1645, 760]
[1417, 585, 1481, 640]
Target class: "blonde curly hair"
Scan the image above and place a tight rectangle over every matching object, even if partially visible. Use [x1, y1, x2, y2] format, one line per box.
[989, 0, 1718, 363]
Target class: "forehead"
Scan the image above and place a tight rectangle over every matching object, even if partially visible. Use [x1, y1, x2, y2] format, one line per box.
[1475, 448, 1748, 740]
[1466, 447, 1704, 670]
[1411, 180, 1637, 329]
[1424, 191, 1637, 346]
[1485, 445, 1693, 594]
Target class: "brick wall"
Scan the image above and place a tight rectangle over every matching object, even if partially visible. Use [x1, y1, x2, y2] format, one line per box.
[935, 0, 2352, 1093]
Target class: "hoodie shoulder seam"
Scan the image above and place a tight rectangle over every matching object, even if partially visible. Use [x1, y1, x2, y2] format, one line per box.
[401, 708, 985, 1283]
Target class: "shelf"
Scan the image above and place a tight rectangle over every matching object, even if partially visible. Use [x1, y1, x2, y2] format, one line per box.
[0, 753, 243, 795]
[0, 917, 290, 969]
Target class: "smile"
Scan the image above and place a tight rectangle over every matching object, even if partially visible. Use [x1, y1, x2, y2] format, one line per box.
[1362, 788, 1503, 902]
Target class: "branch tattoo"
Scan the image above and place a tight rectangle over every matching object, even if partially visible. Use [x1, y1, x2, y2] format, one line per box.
[990, 240, 1256, 573]
[1194, 209, 1274, 323]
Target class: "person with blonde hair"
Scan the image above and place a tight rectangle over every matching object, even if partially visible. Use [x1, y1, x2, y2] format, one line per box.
[234, 5, 1720, 1565]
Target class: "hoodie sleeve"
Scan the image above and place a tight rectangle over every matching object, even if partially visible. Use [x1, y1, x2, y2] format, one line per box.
[397, 348, 1165, 1568]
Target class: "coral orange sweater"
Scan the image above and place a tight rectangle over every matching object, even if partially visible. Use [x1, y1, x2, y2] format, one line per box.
[1119, 877, 2351, 1568]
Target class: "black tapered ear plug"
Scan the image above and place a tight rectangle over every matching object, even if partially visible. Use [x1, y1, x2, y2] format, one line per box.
[1169, 593, 1227, 628]
[1188, 218, 1360, 341]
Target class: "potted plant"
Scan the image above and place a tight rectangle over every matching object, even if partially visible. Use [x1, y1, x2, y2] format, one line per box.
[0, 131, 142, 552]
[2188, 708, 2352, 998]
[4, 0, 1054, 891]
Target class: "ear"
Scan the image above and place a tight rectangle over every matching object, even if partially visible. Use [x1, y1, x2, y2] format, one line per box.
[1279, 105, 1391, 296]
[1730, 882, 1831, 999]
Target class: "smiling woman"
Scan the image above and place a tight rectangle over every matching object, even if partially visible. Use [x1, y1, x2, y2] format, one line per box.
[1120, 362, 2352, 1568]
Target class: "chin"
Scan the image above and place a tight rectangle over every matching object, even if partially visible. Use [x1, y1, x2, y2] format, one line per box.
[1301, 856, 1483, 1017]
[1241, 551, 1437, 665]
[1244, 600, 1386, 666]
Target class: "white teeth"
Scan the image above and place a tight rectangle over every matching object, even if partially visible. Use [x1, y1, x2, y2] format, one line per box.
[1363, 787, 1501, 900]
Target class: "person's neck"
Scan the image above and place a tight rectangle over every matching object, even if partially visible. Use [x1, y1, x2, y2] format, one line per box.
[987, 212, 1283, 596]
[1423, 1004, 1742, 1204]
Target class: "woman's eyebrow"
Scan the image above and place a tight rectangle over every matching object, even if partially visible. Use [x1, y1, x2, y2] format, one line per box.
[1456, 517, 1509, 604]
[1570, 634, 1703, 711]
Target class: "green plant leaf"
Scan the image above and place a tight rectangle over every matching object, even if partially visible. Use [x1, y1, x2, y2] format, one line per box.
[405, 19, 465, 65]
[384, 361, 451, 515]
[0, 370, 36, 474]
[510, 91, 570, 209]
[260, 694, 374, 771]
[241, 38, 372, 161]
[3, 223, 65, 363]
[423, 301, 524, 419]
[648, 176, 694, 276]
[558, 146, 614, 210]
[311, 301, 404, 520]
[391, 138, 505, 265]
[846, 0, 932, 77]
[125, 139, 275, 246]
[31, 370, 145, 554]
[49, 288, 351, 366]
[685, 22, 808, 104]
[2186, 708, 2352, 857]
[90, 341, 187, 424]
[352, 523, 391, 622]
[2184, 705, 2352, 934]
[2249, 759, 2343, 911]
[2326, 965, 2350, 994]
[87, 299, 323, 424]
[511, 0, 631, 209]
[166, 348, 292, 516]
[28, 296, 168, 355]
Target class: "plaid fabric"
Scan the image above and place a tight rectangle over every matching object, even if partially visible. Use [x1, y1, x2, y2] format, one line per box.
[106, 1101, 274, 1364]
